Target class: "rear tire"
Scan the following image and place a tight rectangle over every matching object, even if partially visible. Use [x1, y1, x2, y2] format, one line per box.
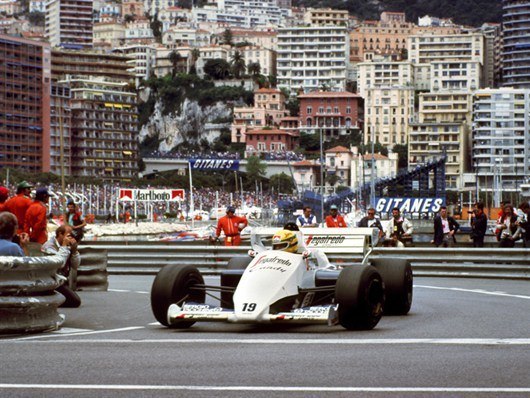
[371, 258, 413, 315]
[220, 257, 252, 309]
[335, 265, 384, 330]
[150, 265, 205, 328]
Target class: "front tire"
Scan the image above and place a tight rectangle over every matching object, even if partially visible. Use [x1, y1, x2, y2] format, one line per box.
[371, 258, 413, 315]
[335, 265, 384, 330]
[150, 265, 205, 328]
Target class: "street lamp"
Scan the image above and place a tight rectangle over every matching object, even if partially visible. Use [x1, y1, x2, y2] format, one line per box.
[319, 127, 324, 225]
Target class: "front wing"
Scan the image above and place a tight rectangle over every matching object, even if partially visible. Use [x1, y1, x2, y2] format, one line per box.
[167, 303, 338, 326]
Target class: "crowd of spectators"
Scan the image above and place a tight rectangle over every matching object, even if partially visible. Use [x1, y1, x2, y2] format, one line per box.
[147, 150, 240, 160]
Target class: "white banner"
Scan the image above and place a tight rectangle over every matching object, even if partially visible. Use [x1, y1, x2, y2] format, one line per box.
[118, 189, 185, 202]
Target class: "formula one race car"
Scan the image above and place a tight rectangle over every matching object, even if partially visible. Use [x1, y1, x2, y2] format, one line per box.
[150, 227, 412, 330]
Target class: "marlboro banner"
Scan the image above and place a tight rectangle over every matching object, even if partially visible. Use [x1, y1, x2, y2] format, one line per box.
[119, 189, 185, 201]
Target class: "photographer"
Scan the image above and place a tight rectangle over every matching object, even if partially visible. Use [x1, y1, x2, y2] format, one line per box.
[0, 211, 29, 256]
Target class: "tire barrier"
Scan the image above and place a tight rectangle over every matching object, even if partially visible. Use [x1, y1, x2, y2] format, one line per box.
[0, 253, 68, 334]
[78, 248, 108, 291]
[79, 242, 530, 280]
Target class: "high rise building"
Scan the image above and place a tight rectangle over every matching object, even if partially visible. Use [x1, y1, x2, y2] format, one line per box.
[277, 26, 349, 94]
[0, 35, 51, 173]
[45, 0, 94, 49]
[502, 0, 530, 88]
[472, 88, 530, 193]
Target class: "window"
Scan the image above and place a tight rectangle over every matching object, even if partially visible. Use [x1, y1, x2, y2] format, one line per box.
[307, 106, 312, 114]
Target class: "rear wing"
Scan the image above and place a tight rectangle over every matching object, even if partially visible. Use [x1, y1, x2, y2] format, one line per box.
[251, 227, 375, 256]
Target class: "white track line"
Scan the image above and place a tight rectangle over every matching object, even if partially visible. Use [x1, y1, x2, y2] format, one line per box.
[415, 285, 530, 300]
[8, 326, 144, 341]
[0, 384, 528, 393]
[3, 338, 530, 345]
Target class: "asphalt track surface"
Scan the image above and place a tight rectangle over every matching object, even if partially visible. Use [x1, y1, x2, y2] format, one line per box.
[1, 275, 529, 398]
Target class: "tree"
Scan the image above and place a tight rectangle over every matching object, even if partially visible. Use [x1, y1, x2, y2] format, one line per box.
[285, 97, 300, 117]
[28, 11, 45, 26]
[123, 14, 135, 23]
[359, 142, 389, 157]
[247, 62, 261, 76]
[150, 13, 162, 42]
[300, 132, 320, 152]
[231, 51, 246, 79]
[270, 173, 295, 194]
[169, 51, 181, 77]
[326, 174, 341, 186]
[245, 155, 267, 187]
[221, 28, 233, 45]
[203, 59, 231, 80]
[393, 143, 409, 169]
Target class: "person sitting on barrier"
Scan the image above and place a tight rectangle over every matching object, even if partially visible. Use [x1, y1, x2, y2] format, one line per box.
[516, 201, 530, 248]
[41, 225, 82, 308]
[325, 205, 348, 228]
[296, 206, 318, 228]
[383, 207, 414, 247]
[357, 208, 385, 243]
[0, 211, 29, 256]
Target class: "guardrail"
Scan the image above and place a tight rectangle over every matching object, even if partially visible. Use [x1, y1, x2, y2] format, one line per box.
[80, 242, 530, 280]
[78, 248, 108, 291]
[0, 254, 67, 334]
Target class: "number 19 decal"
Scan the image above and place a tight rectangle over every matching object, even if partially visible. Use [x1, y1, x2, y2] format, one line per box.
[242, 303, 256, 312]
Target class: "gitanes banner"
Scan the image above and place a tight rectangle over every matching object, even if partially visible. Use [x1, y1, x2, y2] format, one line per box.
[375, 197, 446, 213]
[189, 158, 240, 171]
[119, 189, 185, 201]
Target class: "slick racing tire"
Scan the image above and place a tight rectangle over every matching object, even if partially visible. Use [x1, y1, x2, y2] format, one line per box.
[221, 257, 252, 309]
[151, 265, 205, 328]
[371, 258, 413, 315]
[335, 265, 384, 330]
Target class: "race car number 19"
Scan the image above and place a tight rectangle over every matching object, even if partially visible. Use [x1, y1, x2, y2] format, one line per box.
[242, 303, 256, 312]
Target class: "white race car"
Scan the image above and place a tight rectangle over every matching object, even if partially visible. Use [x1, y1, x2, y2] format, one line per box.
[150, 227, 412, 330]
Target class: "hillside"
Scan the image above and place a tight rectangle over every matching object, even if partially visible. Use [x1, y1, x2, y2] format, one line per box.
[294, 0, 503, 27]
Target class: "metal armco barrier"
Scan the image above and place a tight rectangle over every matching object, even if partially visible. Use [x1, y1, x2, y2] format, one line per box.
[0, 254, 67, 334]
[80, 242, 530, 280]
[78, 248, 109, 291]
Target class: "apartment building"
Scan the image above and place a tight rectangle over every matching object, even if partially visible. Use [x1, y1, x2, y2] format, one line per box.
[465, 23, 502, 88]
[162, 26, 211, 48]
[502, 1, 530, 88]
[112, 43, 157, 86]
[51, 50, 139, 181]
[357, 55, 414, 98]
[231, 88, 289, 144]
[122, 0, 144, 19]
[409, 92, 473, 189]
[231, 29, 278, 51]
[143, 0, 178, 16]
[325, 145, 353, 187]
[0, 35, 51, 173]
[350, 149, 398, 189]
[298, 91, 362, 140]
[472, 88, 530, 191]
[45, 0, 94, 49]
[303, 8, 349, 27]
[408, 32, 485, 91]
[245, 128, 299, 155]
[235, 46, 276, 76]
[159, 7, 193, 32]
[363, 86, 414, 148]
[93, 21, 126, 48]
[277, 26, 349, 94]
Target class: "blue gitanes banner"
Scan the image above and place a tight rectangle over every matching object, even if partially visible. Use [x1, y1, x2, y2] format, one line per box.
[189, 159, 240, 171]
[375, 197, 446, 213]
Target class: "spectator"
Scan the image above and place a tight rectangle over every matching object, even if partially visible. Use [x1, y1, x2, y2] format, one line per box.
[296, 206, 318, 228]
[516, 201, 530, 248]
[496, 204, 520, 248]
[357, 208, 385, 240]
[65, 200, 87, 242]
[41, 225, 81, 308]
[0, 186, 9, 212]
[470, 202, 488, 248]
[325, 205, 347, 227]
[0, 211, 29, 256]
[383, 207, 413, 247]
[4, 181, 33, 234]
[24, 187, 50, 250]
[432, 206, 460, 247]
[212, 206, 248, 246]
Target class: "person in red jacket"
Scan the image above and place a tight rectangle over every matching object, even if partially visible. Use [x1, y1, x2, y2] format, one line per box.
[0, 186, 9, 212]
[24, 187, 50, 246]
[4, 181, 33, 233]
[212, 206, 248, 246]
[325, 205, 348, 228]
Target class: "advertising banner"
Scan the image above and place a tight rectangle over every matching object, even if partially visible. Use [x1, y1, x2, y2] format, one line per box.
[375, 197, 446, 213]
[189, 158, 240, 171]
[119, 189, 185, 201]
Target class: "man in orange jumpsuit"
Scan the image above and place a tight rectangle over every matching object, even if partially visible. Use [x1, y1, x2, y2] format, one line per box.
[325, 204, 348, 228]
[24, 187, 50, 246]
[212, 206, 248, 246]
[4, 181, 33, 233]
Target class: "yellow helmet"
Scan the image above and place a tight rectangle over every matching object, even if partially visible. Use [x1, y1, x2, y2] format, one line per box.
[272, 230, 298, 253]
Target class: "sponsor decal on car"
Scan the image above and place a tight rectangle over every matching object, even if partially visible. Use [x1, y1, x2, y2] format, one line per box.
[248, 255, 293, 273]
[305, 235, 346, 247]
